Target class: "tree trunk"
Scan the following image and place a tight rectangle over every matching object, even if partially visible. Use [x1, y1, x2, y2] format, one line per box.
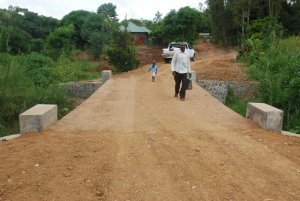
[242, 6, 245, 47]
[242, 6, 245, 36]
[269, 0, 272, 16]
[222, 22, 227, 47]
[215, 28, 219, 44]
[246, 0, 251, 39]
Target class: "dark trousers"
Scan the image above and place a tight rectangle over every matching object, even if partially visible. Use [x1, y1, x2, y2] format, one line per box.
[174, 72, 187, 98]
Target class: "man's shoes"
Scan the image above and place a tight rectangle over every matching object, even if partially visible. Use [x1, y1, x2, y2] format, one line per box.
[180, 98, 185, 101]
[174, 93, 178, 97]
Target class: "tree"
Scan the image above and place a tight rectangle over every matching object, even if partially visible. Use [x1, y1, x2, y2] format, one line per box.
[153, 11, 163, 23]
[61, 10, 91, 49]
[9, 7, 59, 40]
[140, 19, 153, 30]
[150, 7, 204, 44]
[81, 13, 106, 41]
[121, 18, 145, 27]
[0, 9, 12, 27]
[44, 24, 75, 60]
[97, 3, 117, 18]
[198, 2, 205, 12]
[105, 19, 140, 71]
[0, 26, 32, 54]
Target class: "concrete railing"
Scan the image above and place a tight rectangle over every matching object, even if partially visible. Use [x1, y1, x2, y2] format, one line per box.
[19, 104, 57, 134]
[246, 103, 284, 133]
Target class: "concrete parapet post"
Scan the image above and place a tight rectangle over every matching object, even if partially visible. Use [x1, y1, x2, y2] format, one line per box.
[102, 70, 112, 84]
[190, 70, 196, 83]
[19, 104, 57, 134]
[246, 103, 284, 133]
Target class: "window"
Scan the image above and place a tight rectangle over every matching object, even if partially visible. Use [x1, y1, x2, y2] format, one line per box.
[135, 37, 138, 41]
[141, 37, 143, 41]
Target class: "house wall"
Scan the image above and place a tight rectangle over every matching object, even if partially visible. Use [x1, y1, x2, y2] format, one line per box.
[131, 32, 148, 45]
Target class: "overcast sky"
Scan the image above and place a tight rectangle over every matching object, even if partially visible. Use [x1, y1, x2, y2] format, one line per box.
[0, 0, 206, 21]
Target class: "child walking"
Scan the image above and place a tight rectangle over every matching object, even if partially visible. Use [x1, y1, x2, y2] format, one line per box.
[149, 60, 158, 82]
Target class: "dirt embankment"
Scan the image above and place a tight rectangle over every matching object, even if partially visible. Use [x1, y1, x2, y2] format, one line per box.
[75, 43, 249, 83]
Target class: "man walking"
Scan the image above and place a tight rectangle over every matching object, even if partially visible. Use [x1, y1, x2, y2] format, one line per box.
[171, 43, 191, 101]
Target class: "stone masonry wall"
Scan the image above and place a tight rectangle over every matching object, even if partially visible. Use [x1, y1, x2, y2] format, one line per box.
[197, 80, 259, 103]
[56, 82, 102, 99]
[55, 80, 258, 102]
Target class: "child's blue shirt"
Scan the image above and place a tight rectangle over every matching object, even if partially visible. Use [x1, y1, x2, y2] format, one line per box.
[150, 65, 157, 73]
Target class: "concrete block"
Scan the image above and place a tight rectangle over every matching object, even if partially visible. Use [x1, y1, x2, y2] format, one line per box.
[19, 104, 57, 134]
[0, 134, 20, 142]
[190, 70, 196, 83]
[102, 70, 112, 84]
[246, 103, 284, 133]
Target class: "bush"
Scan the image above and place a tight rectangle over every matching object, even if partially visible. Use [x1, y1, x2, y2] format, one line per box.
[105, 20, 140, 71]
[88, 29, 110, 59]
[225, 86, 237, 105]
[225, 96, 263, 118]
[245, 36, 300, 133]
[0, 53, 74, 137]
[0, 26, 32, 54]
[30, 38, 45, 53]
[44, 24, 76, 60]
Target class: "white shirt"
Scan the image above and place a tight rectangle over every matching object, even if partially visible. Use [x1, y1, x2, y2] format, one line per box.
[171, 49, 191, 74]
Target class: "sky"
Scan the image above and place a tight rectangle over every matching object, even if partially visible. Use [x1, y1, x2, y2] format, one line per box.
[0, 0, 206, 21]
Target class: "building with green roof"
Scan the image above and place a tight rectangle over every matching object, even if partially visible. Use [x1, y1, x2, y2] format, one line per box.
[120, 21, 151, 45]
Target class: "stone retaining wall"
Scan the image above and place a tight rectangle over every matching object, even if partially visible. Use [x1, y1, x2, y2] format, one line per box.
[56, 80, 258, 102]
[57, 82, 102, 98]
[197, 80, 259, 103]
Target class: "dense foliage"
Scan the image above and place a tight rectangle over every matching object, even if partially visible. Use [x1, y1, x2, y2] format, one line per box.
[205, 0, 300, 46]
[203, 0, 300, 133]
[150, 7, 204, 44]
[61, 10, 91, 49]
[106, 20, 140, 71]
[241, 35, 300, 133]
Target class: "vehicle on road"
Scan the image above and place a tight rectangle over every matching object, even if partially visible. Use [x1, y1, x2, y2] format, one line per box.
[162, 42, 196, 63]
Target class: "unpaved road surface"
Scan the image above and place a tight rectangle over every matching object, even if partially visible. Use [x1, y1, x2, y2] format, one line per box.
[1, 43, 300, 201]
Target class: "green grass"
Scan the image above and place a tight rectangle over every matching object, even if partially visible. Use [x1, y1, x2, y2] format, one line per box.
[225, 86, 262, 117]
[194, 38, 202, 45]
[226, 96, 263, 117]
[78, 71, 124, 81]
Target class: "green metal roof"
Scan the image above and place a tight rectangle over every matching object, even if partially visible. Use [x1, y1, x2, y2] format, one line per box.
[120, 21, 151, 33]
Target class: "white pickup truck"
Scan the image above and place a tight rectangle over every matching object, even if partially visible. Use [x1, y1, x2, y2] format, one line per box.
[162, 42, 195, 63]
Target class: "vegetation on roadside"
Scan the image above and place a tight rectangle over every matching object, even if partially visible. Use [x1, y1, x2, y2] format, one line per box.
[225, 86, 262, 118]
[233, 21, 300, 134]
[105, 19, 140, 72]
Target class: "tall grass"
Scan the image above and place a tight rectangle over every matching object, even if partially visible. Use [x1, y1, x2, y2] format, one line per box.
[0, 53, 77, 137]
[245, 36, 300, 133]
[0, 48, 100, 137]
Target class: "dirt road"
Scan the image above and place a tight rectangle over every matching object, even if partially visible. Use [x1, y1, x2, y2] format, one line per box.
[1, 43, 300, 201]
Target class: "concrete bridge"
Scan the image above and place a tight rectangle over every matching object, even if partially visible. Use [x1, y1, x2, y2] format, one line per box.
[1, 62, 300, 200]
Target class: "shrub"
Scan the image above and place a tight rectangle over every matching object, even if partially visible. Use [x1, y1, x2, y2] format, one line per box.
[0, 53, 74, 137]
[0, 26, 32, 54]
[105, 20, 140, 71]
[30, 38, 45, 53]
[225, 86, 237, 105]
[88, 29, 110, 59]
[44, 24, 76, 60]
[245, 36, 300, 133]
